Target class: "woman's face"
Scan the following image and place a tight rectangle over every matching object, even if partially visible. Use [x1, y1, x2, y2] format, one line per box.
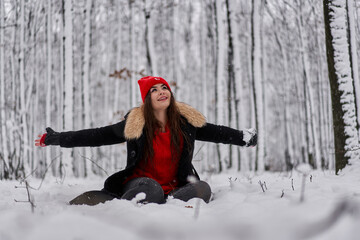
[149, 83, 171, 112]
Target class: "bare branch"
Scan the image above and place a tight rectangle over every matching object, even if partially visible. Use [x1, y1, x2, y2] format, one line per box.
[259, 180, 265, 193]
[78, 153, 109, 176]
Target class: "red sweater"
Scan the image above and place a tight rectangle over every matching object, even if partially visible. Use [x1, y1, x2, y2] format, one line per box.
[125, 125, 183, 194]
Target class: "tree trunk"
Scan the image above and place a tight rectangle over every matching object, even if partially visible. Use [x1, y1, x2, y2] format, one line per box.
[0, 0, 9, 177]
[215, 0, 227, 172]
[83, 0, 93, 177]
[19, 0, 28, 176]
[251, 0, 264, 172]
[62, 0, 74, 177]
[45, 0, 53, 174]
[274, 30, 293, 171]
[323, 0, 359, 173]
[230, 1, 243, 171]
[200, 0, 209, 173]
[296, 0, 322, 169]
[173, 0, 182, 96]
[144, 0, 157, 76]
[129, 0, 136, 107]
[346, 0, 360, 137]
[225, 0, 234, 169]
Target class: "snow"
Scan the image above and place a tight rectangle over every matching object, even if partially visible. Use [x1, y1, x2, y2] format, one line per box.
[1, 166, 360, 240]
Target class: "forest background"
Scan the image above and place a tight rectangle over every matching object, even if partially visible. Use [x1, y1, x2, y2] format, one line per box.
[0, 0, 359, 180]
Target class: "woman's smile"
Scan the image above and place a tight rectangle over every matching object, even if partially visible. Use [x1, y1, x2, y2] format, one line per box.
[158, 96, 168, 101]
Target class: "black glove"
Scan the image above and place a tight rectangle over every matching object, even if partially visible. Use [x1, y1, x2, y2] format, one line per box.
[243, 128, 257, 147]
[44, 127, 60, 146]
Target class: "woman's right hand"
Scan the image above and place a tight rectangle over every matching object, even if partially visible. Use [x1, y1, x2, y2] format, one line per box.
[35, 133, 47, 147]
[35, 127, 60, 147]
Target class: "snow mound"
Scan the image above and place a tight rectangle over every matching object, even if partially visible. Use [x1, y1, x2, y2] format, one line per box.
[1, 170, 360, 240]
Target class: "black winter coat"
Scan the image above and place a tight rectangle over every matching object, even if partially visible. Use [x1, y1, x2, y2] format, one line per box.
[57, 102, 246, 196]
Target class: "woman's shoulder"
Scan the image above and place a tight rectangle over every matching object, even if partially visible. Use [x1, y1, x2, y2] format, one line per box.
[123, 106, 145, 140]
[176, 102, 206, 128]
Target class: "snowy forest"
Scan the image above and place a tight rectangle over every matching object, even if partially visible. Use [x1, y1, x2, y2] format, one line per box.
[0, 0, 360, 180]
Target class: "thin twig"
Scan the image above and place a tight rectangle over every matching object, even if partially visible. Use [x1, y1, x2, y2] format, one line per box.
[27, 154, 62, 190]
[78, 153, 109, 176]
[259, 180, 265, 193]
[25, 181, 35, 213]
[14, 180, 35, 213]
[263, 181, 268, 190]
[193, 143, 206, 161]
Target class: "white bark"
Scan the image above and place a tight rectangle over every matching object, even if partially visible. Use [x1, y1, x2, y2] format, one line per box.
[216, 0, 228, 171]
[173, 0, 182, 97]
[57, 8, 65, 177]
[45, 0, 52, 170]
[200, 0, 209, 173]
[275, 29, 294, 169]
[114, 0, 122, 115]
[0, 0, 9, 171]
[347, 0, 360, 137]
[329, 0, 359, 163]
[9, 11, 16, 176]
[144, 0, 158, 76]
[130, 2, 136, 107]
[296, 3, 322, 169]
[83, 0, 93, 177]
[19, 0, 30, 173]
[63, 0, 74, 177]
[231, 0, 244, 171]
[252, 0, 264, 171]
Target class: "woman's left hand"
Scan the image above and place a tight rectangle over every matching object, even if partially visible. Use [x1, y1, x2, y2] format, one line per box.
[243, 128, 257, 147]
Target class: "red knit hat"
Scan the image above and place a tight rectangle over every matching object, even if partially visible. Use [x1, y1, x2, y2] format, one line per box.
[138, 76, 172, 102]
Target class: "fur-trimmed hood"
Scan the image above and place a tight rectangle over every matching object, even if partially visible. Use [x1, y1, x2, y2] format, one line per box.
[124, 102, 206, 140]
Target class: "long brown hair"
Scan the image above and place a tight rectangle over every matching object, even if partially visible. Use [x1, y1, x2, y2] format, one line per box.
[143, 92, 189, 163]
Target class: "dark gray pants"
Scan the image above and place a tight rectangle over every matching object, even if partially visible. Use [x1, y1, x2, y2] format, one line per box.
[69, 177, 211, 206]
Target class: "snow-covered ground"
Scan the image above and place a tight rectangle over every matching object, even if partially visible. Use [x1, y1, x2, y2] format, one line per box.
[1, 165, 360, 240]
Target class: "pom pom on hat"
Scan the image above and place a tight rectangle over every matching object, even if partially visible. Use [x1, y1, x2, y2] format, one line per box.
[138, 76, 172, 102]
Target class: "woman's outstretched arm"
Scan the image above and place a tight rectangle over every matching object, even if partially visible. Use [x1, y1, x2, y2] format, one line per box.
[35, 120, 126, 148]
[195, 123, 257, 147]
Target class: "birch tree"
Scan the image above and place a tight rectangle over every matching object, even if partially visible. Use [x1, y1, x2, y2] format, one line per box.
[144, 0, 157, 76]
[295, 0, 322, 169]
[347, 0, 360, 136]
[225, 0, 235, 169]
[19, 0, 30, 175]
[129, 0, 136, 107]
[323, 0, 360, 173]
[200, 0, 209, 172]
[82, 0, 93, 177]
[173, 0, 182, 96]
[215, 0, 228, 172]
[0, 0, 9, 177]
[45, 0, 53, 173]
[62, 0, 74, 177]
[251, 0, 265, 171]
[229, 0, 245, 171]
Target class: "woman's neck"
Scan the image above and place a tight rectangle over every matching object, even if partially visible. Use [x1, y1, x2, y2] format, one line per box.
[153, 109, 168, 132]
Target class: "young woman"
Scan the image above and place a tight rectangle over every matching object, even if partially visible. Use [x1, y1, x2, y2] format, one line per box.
[35, 76, 257, 205]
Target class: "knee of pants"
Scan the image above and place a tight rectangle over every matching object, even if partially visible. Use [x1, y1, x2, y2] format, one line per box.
[195, 181, 212, 202]
[121, 177, 165, 204]
[69, 190, 116, 206]
[171, 180, 212, 203]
